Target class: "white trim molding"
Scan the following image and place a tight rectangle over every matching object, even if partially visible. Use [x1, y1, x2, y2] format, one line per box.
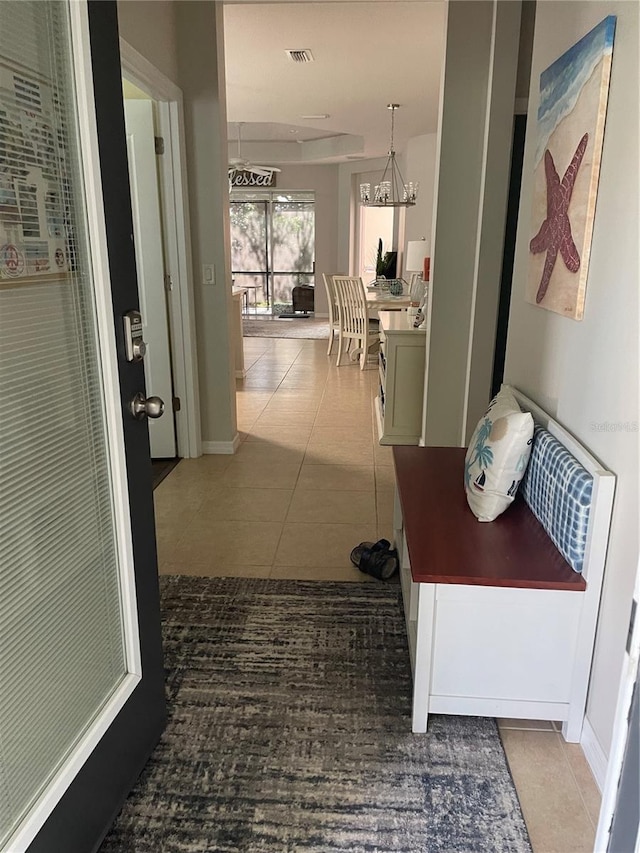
[581, 717, 608, 792]
[202, 435, 241, 455]
[119, 37, 181, 101]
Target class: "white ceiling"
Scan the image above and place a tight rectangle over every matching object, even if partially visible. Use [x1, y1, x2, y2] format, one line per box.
[223, 1, 446, 166]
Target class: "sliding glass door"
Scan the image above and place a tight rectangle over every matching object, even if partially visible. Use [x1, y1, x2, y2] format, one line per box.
[230, 199, 269, 312]
[230, 191, 314, 315]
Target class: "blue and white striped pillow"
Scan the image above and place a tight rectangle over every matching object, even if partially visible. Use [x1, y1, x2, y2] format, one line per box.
[521, 425, 593, 573]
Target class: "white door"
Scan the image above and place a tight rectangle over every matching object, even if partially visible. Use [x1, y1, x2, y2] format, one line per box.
[0, 3, 166, 850]
[595, 560, 640, 852]
[607, 662, 639, 852]
[124, 98, 176, 458]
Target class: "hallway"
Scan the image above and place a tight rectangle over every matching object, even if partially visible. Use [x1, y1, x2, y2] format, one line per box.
[154, 336, 601, 852]
[156, 337, 394, 580]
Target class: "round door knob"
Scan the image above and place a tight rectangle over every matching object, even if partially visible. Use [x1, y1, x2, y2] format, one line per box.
[130, 392, 165, 420]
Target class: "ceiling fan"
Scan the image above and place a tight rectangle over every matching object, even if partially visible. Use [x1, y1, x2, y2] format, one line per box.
[229, 122, 281, 177]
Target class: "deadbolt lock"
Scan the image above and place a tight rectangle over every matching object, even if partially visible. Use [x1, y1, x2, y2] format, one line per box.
[123, 310, 146, 362]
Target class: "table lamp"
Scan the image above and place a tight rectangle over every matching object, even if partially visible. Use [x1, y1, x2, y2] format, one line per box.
[405, 238, 430, 302]
[405, 238, 430, 280]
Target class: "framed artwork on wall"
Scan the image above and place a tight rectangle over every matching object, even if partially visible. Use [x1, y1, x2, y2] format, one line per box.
[526, 16, 616, 320]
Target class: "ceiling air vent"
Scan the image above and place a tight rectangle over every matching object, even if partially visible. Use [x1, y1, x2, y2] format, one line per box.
[285, 49, 314, 63]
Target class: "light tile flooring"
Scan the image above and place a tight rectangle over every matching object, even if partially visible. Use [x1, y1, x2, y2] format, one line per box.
[155, 335, 601, 853]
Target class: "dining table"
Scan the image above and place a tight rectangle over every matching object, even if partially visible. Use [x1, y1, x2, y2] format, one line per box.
[366, 288, 413, 311]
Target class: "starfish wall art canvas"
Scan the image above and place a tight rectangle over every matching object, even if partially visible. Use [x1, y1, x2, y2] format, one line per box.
[526, 16, 616, 320]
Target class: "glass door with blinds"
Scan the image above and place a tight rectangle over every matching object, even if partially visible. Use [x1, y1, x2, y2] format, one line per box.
[0, 3, 165, 851]
[230, 191, 315, 315]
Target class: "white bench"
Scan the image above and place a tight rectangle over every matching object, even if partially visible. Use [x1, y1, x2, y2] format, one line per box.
[393, 388, 615, 743]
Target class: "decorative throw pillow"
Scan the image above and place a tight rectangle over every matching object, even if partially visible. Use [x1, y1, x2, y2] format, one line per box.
[464, 385, 534, 522]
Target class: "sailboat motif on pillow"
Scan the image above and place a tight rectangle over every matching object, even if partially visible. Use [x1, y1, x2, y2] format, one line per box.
[474, 470, 486, 492]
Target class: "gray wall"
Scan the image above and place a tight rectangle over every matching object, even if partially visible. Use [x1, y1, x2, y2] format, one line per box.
[423, 0, 521, 447]
[175, 1, 237, 447]
[504, 0, 639, 760]
[118, 0, 237, 449]
[117, 1, 178, 84]
[515, 1, 536, 102]
[403, 133, 438, 253]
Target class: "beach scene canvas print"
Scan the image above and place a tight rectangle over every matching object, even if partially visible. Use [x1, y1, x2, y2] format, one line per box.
[526, 16, 616, 320]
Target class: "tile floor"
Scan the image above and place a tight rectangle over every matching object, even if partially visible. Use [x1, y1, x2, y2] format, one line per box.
[155, 335, 601, 853]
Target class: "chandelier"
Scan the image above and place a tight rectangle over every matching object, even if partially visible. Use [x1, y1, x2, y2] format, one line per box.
[360, 104, 418, 207]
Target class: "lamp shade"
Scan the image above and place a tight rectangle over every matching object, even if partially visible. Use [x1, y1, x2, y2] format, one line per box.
[405, 239, 430, 272]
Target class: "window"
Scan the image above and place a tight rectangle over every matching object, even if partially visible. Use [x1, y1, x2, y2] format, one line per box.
[230, 190, 315, 314]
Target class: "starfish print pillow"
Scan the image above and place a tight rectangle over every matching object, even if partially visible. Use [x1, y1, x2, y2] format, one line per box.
[464, 386, 534, 522]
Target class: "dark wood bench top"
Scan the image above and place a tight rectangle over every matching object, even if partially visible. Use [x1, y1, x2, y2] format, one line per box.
[393, 446, 586, 591]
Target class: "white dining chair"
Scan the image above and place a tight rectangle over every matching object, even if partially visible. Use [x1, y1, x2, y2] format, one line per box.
[333, 276, 380, 369]
[322, 273, 341, 357]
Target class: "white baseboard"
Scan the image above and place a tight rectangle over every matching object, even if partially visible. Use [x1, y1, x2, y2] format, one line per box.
[315, 311, 329, 319]
[581, 717, 608, 792]
[202, 434, 240, 455]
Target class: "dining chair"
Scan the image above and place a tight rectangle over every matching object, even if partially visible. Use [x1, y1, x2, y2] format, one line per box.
[333, 276, 380, 369]
[322, 273, 341, 356]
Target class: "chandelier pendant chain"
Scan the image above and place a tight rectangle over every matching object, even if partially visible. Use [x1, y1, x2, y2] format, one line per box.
[390, 102, 396, 153]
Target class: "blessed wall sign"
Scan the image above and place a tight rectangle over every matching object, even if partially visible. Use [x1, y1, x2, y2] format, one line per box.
[229, 168, 277, 188]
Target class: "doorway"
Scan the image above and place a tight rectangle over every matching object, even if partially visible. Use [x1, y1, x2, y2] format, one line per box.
[358, 205, 394, 284]
[122, 85, 177, 461]
[120, 41, 201, 461]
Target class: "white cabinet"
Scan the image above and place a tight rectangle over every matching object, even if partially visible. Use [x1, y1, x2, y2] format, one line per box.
[393, 425, 615, 742]
[232, 288, 247, 378]
[375, 310, 426, 445]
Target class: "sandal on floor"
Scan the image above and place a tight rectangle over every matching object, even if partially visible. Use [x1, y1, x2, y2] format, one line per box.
[350, 539, 399, 580]
[350, 539, 390, 568]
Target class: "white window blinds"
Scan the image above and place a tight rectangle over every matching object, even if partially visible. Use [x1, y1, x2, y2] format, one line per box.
[0, 2, 127, 846]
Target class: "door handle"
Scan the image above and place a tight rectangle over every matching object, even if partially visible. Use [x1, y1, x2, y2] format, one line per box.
[123, 310, 147, 362]
[130, 392, 165, 420]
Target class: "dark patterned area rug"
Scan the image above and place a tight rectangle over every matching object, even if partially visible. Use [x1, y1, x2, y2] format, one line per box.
[243, 317, 329, 339]
[100, 577, 532, 853]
